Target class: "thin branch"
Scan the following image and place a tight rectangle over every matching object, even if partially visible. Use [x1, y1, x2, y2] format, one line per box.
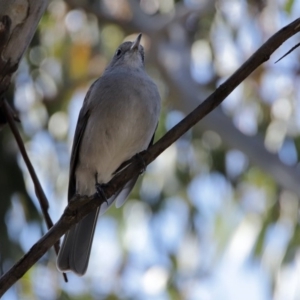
[1, 99, 68, 282]
[275, 41, 300, 63]
[1, 18, 300, 295]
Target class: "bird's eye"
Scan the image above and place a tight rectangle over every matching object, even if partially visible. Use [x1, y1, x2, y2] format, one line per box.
[141, 51, 145, 63]
[116, 49, 122, 57]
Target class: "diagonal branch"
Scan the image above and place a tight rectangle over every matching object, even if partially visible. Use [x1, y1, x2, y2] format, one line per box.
[1, 17, 300, 296]
[2, 100, 52, 227]
[0, 0, 69, 283]
[275, 41, 300, 63]
[154, 42, 300, 197]
[1, 99, 68, 282]
[67, 0, 300, 199]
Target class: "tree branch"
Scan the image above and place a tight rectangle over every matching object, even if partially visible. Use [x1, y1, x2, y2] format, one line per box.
[0, 0, 68, 282]
[1, 99, 68, 282]
[67, 0, 300, 198]
[154, 42, 300, 197]
[1, 18, 300, 296]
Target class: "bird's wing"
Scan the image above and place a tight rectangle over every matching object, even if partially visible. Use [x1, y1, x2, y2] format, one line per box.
[68, 83, 97, 201]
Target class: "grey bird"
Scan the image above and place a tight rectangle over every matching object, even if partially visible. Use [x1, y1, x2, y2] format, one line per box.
[57, 34, 161, 275]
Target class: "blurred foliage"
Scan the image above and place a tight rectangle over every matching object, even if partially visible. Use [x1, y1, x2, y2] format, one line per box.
[1, 0, 300, 299]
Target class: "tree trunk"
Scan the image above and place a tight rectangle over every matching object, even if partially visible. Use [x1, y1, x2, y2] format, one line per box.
[0, 0, 48, 95]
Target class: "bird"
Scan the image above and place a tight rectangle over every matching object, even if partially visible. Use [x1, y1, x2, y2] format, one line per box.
[57, 33, 161, 275]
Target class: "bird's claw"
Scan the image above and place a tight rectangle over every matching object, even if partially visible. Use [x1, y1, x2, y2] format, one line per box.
[135, 153, 146, 175]
[94, 172, 108, 204]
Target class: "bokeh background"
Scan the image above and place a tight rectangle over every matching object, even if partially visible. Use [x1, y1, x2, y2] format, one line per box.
[2, 0, 300, 299]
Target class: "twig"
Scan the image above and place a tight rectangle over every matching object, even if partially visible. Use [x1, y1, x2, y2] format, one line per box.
[0, 17, 300, 296]
[275, 41, 300, 63]
[1, 99, 68, 282]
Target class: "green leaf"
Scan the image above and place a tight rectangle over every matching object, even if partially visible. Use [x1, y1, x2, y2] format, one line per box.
[285, 0, 294, 14]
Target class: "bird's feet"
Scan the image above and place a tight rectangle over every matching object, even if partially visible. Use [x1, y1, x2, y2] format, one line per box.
[94, 172, 108, 204]
[135, 152, 146, 175]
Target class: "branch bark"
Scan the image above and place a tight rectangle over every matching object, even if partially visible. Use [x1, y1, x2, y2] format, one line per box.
[1, 17, 300, 296]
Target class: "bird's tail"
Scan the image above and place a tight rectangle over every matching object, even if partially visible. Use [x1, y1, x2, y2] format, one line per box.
[57, 176, 138, 275]
[57, 208, 100, 275]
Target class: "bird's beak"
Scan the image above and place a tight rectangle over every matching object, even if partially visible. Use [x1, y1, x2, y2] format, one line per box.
[131, 33, 142, 51]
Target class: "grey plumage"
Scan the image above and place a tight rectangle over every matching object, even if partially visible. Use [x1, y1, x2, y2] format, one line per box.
[57, 34, 161, 275]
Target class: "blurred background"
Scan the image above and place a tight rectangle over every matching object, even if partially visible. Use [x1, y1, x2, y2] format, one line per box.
[1, 0, 300, 299]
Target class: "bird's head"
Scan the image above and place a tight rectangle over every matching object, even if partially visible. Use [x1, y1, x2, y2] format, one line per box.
[108, 33, 145, 69]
